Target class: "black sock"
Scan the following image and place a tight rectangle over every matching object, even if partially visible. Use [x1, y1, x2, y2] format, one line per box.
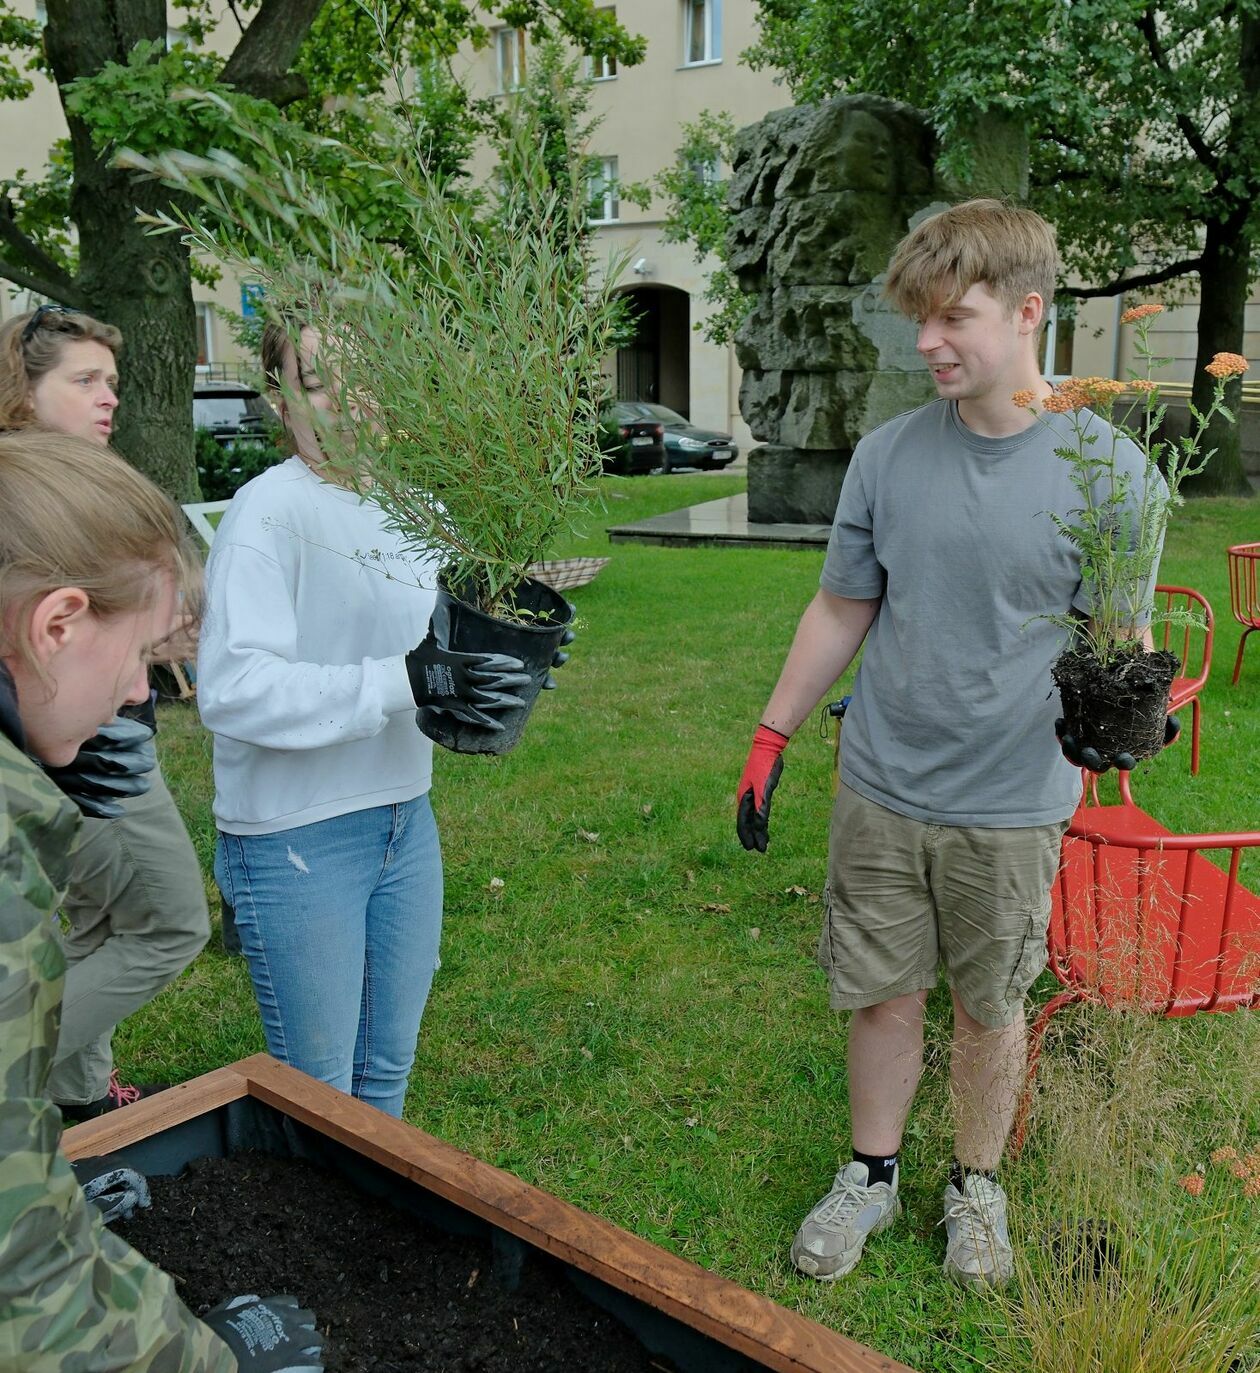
[852, 1149, 898, 1187]
[949, 1159, 996, 1191]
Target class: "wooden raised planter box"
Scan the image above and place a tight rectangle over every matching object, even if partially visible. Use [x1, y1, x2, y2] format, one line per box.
[63, 1054, 912, 1373]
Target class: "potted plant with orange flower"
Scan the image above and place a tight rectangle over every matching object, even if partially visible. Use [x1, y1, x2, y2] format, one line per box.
[1018, 304, 1248, 768]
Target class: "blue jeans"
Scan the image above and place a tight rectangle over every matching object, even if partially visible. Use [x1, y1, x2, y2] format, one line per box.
[215, 796, 442, 1118]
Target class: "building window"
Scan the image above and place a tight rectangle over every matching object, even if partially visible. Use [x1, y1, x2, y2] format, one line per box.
[688, 156, 721, 185]
[682, 0, 721, 66]
[589, 157, 620, 225]
[584, 7, 618, 81]
[496, 27, 527, 93]
[34, 2, 47, 22]
[1041, 303, 1074, 380]
[194, 301, 214, 370]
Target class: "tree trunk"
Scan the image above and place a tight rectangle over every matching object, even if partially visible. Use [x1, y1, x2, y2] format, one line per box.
[45, 0, 200, 501]
[1183, 217, 1252, 498]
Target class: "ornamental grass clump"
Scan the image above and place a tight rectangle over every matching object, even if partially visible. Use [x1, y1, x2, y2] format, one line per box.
[121, 63, 625, 621]
[1019, 305, 1248, 762]
[987, 1009, 1260, 1373]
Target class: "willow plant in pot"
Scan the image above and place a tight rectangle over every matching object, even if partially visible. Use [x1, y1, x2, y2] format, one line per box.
[1019, 305, 1248, 767]
[124, 67, 626, 754]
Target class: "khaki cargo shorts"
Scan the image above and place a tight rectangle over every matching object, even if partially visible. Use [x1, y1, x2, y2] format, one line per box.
[817, 785, 1069, 1029]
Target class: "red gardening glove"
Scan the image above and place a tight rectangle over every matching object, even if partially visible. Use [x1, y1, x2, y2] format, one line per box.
[736, 725, 789, 853]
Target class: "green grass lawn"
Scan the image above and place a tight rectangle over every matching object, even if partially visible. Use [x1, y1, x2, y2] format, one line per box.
[132, 472, 1259, 1372]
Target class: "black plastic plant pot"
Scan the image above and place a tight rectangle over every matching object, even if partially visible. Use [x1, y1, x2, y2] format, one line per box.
[1052, 647, 1178, 762]
[419, 573, 575, 756]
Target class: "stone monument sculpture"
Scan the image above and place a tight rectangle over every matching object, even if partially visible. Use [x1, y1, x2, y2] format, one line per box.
[728, 95, 1024, 524]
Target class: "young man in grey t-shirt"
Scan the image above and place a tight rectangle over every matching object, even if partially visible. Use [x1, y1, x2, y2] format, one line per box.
[735, 200, 1168, 1287]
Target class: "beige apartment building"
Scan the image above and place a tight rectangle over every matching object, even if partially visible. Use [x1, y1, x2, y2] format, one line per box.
[1, 0, 1255, 454]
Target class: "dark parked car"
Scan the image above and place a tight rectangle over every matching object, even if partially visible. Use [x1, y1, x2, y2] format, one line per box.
[599, 402, 666, 475]
[612, 402, 739, 472]
[194, 379, 278, 447]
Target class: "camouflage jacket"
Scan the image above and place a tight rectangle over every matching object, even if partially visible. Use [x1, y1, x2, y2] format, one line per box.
[0, 676, 235, 1372]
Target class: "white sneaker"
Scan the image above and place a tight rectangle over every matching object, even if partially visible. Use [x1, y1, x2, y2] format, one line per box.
[942, 1174, 1014, 1288]
[790, 1161, 901, 1280]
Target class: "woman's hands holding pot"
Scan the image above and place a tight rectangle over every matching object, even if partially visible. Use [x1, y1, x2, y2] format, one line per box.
[405, 629, 532, 731]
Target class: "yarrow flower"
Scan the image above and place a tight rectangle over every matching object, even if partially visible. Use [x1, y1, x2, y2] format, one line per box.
[1178, 1173, 1205, 1196]
[1205, 352, 1249, 379]
[1051, 376, 1128, 411]
[1245, 1176, 1260, 1200]
[1129, 379, 1160, 394]
[1041, 392, 1073, 414]
[1211, 1146, 1239, 1164]
[1011, 388, 1036, 409]
[1120, 303, 1164, 325]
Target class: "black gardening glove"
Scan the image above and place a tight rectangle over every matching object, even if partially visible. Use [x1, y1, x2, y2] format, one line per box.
[202, 1295, 325, 1373]
[405, 628, 532, 732]
[1055, 715, 1181, 774]
[44, 713, 157, 819]
[70, 1154, 151, 1226]
[540, 623, 577, 691]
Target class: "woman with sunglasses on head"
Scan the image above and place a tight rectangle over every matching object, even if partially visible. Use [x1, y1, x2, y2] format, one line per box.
[0, 305, 210, 1121]
[0, 429, 324, 1373]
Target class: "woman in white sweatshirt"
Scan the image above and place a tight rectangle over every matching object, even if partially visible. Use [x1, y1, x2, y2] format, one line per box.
[197, 322, 529, 1117]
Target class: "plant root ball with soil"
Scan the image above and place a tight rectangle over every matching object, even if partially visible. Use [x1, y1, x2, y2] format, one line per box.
[1052, 648, 1178, 762]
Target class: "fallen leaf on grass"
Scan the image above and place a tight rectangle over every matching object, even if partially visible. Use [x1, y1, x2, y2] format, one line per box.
[641, 803, 653, 816]
[577, 828, 601, 843]
[579, 1045, 594, 1059]
[684, 1116, 698, 1128]
[748, 927, 761, 940]
[487, 876, 505, 896]
[701, 902, 731, 913]
[784, 885, 809, 897]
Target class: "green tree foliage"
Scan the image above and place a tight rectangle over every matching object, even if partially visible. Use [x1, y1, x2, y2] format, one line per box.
[655, 110, 747, 347]
[126, 63, 628, 610]
[744, 0, 1260, 494]
[0, 0, 644, 498]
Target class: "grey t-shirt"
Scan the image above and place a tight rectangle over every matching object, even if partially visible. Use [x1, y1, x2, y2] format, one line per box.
[820, 398, 1163, 827]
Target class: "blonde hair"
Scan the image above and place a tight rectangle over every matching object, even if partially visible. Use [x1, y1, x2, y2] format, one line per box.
[884, 199, 1059, 321]
[0, 308, 123, 432]
[260, 319, 294, 395]
[0, 430, 201, 682]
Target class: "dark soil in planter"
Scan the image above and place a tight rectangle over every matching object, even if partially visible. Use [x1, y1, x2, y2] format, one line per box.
[118, 1153, 675, 1373]
[1052, 647, 1178, 762]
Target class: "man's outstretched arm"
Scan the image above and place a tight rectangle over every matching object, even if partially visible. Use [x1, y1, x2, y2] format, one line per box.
[736, 590, 880, 852]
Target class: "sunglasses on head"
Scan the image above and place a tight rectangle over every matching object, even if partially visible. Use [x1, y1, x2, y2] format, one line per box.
[20, 303, 82, 346]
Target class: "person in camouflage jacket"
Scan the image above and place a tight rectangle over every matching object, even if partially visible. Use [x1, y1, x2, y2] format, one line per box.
[0, 668, 238, 1371]
[1, 431, 323, 1373]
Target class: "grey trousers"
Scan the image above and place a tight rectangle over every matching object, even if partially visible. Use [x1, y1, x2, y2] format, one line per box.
[47, 761, 210, 1105]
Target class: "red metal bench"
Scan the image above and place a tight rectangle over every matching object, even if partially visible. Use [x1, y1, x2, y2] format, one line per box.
[1013, 771, 1260, 1153]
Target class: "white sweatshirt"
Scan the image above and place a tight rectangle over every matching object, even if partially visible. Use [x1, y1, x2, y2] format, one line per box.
[197, 456, 439, 835]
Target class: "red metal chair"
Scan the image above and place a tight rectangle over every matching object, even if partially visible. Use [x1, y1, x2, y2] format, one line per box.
[1013, 772, 1260, 1154]
[1153, 584, 1213, 774]
[1226, 543, 1260, 684]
